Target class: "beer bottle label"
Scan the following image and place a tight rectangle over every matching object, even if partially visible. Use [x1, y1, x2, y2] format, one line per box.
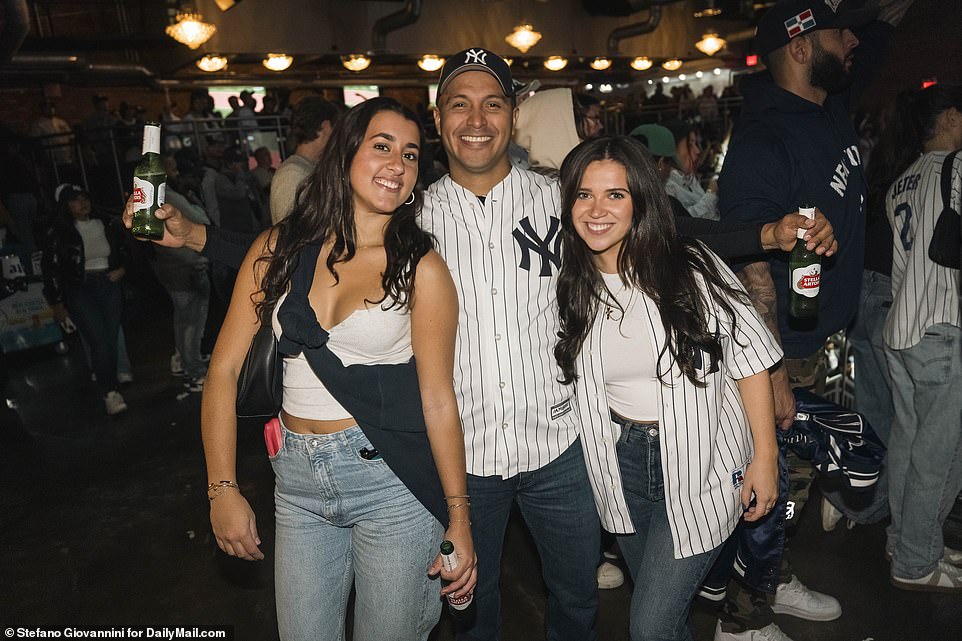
[132, 176, 154, 209]
[791, 264, 821, 298]
[158, 182, 166, 206]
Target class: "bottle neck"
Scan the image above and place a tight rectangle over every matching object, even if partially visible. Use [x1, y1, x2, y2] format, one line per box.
[142, 125, 161, 155]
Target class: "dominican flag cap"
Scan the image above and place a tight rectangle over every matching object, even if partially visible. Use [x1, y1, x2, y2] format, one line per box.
[754, 0, 877, 56]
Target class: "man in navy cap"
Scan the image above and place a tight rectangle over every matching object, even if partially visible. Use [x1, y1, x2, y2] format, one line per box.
[714, 1, 916, 640]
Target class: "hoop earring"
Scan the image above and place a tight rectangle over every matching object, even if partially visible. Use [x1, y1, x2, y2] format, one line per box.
[404, 191, 415, 206]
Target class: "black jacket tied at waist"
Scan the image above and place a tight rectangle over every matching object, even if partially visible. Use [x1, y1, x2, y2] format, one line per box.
[276, 243, 447, 526]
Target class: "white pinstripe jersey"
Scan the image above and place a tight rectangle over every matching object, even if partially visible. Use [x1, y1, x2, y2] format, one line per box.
[572, 250, 782, 558]
[420, 167, 579, 478]
[884, 151, 961, 350]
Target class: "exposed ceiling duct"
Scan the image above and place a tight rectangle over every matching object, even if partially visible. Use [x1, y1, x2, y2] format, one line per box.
[607, 6, 661, 55]
[371, 0, 422, 52]
[1, 53, 156, 85]
[0, 0, 31, 62]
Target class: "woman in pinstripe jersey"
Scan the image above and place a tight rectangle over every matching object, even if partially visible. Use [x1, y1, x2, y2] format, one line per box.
[555, 136, 782, 641]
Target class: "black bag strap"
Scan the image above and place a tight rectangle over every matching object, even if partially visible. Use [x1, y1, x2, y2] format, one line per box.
[941, 149, 960, 216]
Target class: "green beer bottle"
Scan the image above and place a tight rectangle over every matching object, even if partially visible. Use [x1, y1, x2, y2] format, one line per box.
[788, 205, 820, 330]
[131, 121, 166, 240]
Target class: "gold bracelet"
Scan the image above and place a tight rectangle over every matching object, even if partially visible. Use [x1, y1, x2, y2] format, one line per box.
[448, 518, 472, 525]
[446, 502, 471, 511]
[207, 481, 239, 501]
[444, 494, 470, 500]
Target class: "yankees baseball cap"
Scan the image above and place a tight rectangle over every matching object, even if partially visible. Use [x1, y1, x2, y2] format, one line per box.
[755, 0, 877, 56]
[437, 47, 515, 98]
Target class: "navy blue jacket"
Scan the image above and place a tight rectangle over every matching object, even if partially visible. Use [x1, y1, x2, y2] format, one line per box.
[718, 22, 891, 358]
[275, 244, 447, 526]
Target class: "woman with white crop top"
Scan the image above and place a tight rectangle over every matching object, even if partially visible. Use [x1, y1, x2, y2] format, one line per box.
[554, 136, 781, 641]
[201, 98, 476, 641]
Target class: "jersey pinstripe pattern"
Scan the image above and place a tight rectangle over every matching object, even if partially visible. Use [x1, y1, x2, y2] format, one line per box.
[884, 151, 961, 350]
[420, 167, 579, 478]
[573, 249, 782, 557]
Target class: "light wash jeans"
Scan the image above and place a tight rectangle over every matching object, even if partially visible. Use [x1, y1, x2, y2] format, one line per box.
[270, 422, 443, 641]
[614, 417, 721, 641]
[885, 323, 962, 579]
[460, 438, 600, 641]
[822, 270, 893, 524]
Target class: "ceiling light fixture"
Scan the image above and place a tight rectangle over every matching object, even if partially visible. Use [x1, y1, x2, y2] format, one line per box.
[505, 23, 542, 54]
[196, 54, 228, 72]
[629, 56, 653, 71]
[589, 57, 612, 71]
[417, 55, 445, 72]
[341, 54, 371, 72]
[262, 53, 293, 72]
[693, 1, 722, 18]
[543, 56, 568, 71]
[695, 32, 726, 56]
[165, 8, 217, 50]
[662, 58, 683, 71]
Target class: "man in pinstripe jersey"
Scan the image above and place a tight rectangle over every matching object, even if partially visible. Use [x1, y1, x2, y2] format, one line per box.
[419, 48, 601, 641]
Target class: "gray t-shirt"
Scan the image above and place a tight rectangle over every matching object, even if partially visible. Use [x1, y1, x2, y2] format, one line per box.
[270, 154, 315, 223]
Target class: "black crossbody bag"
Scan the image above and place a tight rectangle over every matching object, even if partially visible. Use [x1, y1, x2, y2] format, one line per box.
[235, 309, 282, 419]
[927, 148, 961, 270]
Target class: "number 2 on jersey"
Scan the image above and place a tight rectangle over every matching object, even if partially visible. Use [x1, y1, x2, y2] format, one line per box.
[893, 203, 913, 251]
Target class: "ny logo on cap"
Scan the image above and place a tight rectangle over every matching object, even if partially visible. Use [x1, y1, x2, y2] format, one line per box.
[824, 0, 842, 12]
[784, 8, 817, 38]
[464, 48, 488, 65]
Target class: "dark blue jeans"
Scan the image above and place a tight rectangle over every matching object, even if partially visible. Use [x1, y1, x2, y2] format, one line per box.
[460, 438, 600, 641]
[62, 271, 123, 395]
[614, 417, 721, 641]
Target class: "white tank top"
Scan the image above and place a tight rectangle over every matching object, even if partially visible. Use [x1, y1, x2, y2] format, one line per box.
[272, 290, 414, 420]
[600, 272, 660, 422]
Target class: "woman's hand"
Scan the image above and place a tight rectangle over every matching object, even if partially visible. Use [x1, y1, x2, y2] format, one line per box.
[209, 490, 264, 561]
[107, 267, 126, 282]
[428, 521, 477, 599]
[741, 449, 778, 523]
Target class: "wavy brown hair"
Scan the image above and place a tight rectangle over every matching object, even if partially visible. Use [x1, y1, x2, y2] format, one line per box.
[255, 97, 433, 322]
[555, 136, 747, 387]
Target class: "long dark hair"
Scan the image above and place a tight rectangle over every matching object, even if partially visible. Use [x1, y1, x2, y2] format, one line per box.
[554, 136, 746, 387]
[868, 84, 962, 216]
[256, 97, 433, 321]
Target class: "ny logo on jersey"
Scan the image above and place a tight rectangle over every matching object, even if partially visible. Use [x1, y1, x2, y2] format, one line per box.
[512, 216, 562, 277]
[464, 49, 488, 65]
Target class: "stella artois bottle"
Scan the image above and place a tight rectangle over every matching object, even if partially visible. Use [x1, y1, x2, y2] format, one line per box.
[440, 540, 476, 626]
[788, 205, 820, 330]
[131, 121, 166, 240]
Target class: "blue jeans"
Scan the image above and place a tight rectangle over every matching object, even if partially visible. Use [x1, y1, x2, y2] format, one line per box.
[154, 262, 210, 379]
[822, 270, 893, 524]
[885, 324, 962, 579]
[615, 418, 721, 641]
[62, 271, 123, 395]
[271, 423, 443, 641]
[460, 439, 600, 641]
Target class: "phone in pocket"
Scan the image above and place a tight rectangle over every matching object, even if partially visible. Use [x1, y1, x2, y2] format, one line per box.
[264, 417, 282, 457]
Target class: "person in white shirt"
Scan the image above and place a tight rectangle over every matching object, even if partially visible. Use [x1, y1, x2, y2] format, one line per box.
[420, 48, 602, 641]
[881, 83, 962, 592]
[554, 135, 781, 641]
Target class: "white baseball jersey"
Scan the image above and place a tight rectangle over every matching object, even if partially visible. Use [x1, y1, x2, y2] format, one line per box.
[572, 249, 782, 558]
[420, 167, 579, 478]
[884, 150, 961, 350]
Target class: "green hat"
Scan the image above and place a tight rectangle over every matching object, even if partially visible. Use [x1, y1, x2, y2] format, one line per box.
[629, 124, 678, 164]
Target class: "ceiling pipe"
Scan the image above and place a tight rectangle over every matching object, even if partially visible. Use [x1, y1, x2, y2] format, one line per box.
[2, 54, 157, 85]
[607, 6, 661, 55]
[0, 0, 31, 62]
[371, 0, 422, 52]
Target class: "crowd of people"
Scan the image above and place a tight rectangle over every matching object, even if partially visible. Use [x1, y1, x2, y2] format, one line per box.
[1, 0, 959, 639]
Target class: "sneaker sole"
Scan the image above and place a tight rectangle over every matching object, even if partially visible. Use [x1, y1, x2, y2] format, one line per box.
[597, 578, 624, 589]
[890, 576, 962, 593]
[771, 603, 842, 621]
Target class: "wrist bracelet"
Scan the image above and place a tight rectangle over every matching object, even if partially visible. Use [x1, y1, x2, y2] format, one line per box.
[444, 494, 470, 500]
[446, 502, 471, 511]
[207, 481, 239, 501]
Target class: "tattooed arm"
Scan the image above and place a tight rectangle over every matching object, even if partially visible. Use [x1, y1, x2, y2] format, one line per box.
[737, 261, 796, 430]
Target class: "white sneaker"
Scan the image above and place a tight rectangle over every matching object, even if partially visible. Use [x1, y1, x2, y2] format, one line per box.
[943, 546, 962, 568]
[118, 372, 134, 384]
[772, 575, 841, 621]
[891, 560, 962, 593]
[713, 621, 795, 641]
[104, 390, 128, 415]
[596, 561, 624, 589]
